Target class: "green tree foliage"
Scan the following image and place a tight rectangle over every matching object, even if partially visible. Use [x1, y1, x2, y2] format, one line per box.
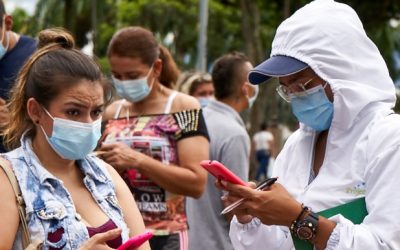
[13, 0, 400, 125]
[9, 8, 29, 34]
[27, 0, 112, 49]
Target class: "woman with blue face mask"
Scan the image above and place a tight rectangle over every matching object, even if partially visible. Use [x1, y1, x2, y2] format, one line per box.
[0, 28, 150, 250]
[177, 71, 215, 108]
[100, 26, 209, 250]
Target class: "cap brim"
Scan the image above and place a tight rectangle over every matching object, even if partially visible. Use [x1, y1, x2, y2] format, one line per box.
[248, 56, 308, 84]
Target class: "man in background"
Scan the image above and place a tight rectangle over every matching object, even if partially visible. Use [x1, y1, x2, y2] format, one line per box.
[0, 0, 36, 152]
[186, 52, 258, 250]
[252, 122, 275, 181]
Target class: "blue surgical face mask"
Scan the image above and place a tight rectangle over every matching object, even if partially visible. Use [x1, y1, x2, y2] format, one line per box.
[0, 20, 10, 60]
[247, 84, 259, 109]
[198, 97, 213, 108]
[290, 84, 333, 131]
[41, 108, 102, 160]
[112, 66, 154, 103]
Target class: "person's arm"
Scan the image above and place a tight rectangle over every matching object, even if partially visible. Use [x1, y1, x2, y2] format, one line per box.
[100, 95, 209, 198]
[105, 164, 151, 250]
[0, 159, 20, 249]
[99, 135, 208, 198]
[138, 136, 209, 198]
[267, 132, 277, 158]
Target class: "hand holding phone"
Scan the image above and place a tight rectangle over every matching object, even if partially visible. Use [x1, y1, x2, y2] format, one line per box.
[200, 160, 248, 186]
[117, 231, 153, 250]
[220, 177, 278, 215]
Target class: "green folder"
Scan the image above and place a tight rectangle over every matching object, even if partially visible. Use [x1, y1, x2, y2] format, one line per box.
[292, 197, 367, 250]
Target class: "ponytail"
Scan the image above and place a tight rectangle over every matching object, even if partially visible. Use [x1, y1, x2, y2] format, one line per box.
[2, 27, 109, 150]
[158, 45, 180, 88]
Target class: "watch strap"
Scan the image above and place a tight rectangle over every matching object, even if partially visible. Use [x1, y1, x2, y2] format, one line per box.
[290, 206, 319, 241]
[291, 197, 367, 250]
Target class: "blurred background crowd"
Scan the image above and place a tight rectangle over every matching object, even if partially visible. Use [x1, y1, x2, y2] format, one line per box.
[5, 0, 400, 177]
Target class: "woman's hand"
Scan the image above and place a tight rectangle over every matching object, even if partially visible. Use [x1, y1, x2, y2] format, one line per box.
[79, 228, 122, 250]
[216, 180, 256, 224]
[99, 142, 146, 173]
[222, 181, 302, 227]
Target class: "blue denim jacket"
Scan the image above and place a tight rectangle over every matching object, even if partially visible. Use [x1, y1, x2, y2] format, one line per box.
[4, 134, 129, 249]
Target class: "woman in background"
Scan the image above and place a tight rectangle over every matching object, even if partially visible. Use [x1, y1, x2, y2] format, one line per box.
[99, 26, 209, 250]
[176, 71, 214, 108]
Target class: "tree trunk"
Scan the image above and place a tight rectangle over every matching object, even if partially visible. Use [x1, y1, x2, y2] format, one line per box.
[240, 0, 268, 179]
[64, 0, 74, 31]
[283, 0, 291, 18]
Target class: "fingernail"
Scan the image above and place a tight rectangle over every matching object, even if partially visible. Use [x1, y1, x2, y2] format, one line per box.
[221, 180, 228, 186]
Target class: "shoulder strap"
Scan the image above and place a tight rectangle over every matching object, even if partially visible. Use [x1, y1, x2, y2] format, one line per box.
[114, 99, 126, 119]
[0, 158, 31, 249]
[164, 91, 178, 114]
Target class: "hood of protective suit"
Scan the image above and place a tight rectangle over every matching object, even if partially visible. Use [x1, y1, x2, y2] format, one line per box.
[271, 0, 396, 131]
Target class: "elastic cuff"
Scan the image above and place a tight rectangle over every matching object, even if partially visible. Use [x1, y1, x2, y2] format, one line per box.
[325, 223, 342, 250]
[235, 216, 262, 231]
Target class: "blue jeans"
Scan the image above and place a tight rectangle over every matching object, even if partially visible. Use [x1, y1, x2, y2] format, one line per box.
[255, 150, 270, 181]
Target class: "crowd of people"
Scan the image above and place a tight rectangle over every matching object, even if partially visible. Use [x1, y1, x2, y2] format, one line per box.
[1, 0, 400, 249]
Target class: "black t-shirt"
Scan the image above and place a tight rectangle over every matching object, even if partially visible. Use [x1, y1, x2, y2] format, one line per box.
[0, 35, 37, 100]
[0, 35, 37, 152]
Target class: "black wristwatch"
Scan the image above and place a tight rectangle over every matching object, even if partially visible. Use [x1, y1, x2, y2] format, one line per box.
[290, 206, 319, 241]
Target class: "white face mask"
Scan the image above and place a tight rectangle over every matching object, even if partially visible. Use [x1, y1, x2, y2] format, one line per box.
[0, 18, 10, 60]
[247, 84, 259, 109]
[112, 65, 154, 103]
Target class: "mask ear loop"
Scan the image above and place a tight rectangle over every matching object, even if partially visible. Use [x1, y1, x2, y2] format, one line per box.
[124, 99, 130, 123]
[1, 30, 10, 51]
[146, 65, 156, 92]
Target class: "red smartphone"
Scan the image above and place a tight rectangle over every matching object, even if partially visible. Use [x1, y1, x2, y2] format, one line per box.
[117, 231, 153, 250]
[200, 160, 248, 186]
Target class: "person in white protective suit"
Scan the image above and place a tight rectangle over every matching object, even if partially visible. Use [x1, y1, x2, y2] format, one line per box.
[219, 0, 400, 249]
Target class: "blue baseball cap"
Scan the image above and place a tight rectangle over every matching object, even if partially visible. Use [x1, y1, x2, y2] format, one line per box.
[248, 55, 308, 84]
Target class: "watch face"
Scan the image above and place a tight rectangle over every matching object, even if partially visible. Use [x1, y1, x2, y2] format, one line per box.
[296, 227, 313, 240]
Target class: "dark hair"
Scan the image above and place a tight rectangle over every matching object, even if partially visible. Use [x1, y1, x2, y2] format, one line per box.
[260, 122, 269, 130]
[211, 52, 249, 100]
[2, 27, 113, 149]
[107, 26, 180, 88]
[0, 0, 5, 27]
[177, 71, 212, 95]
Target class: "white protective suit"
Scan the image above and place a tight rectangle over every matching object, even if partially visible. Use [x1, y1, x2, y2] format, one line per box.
[230, 0, 400, 249]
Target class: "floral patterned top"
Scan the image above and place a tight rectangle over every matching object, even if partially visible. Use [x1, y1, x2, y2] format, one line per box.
[102, 94, 208, 235]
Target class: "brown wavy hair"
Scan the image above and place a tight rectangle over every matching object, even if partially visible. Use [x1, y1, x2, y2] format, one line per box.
[2, 27, 113, 149]
[107, 26, 180, 88]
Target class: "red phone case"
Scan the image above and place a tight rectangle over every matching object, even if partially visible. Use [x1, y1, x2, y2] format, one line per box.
[200, 160, 247, 186]
[117, 231, 153, 250]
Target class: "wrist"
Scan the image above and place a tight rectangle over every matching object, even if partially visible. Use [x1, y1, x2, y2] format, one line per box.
[131, 152, 146, 170]
[285, 202, 303, 227]
[290, 204, 319, 242]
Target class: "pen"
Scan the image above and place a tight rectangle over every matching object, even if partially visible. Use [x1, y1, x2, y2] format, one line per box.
[90, 151, 106, 157]
[220, 177, 278, 215]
